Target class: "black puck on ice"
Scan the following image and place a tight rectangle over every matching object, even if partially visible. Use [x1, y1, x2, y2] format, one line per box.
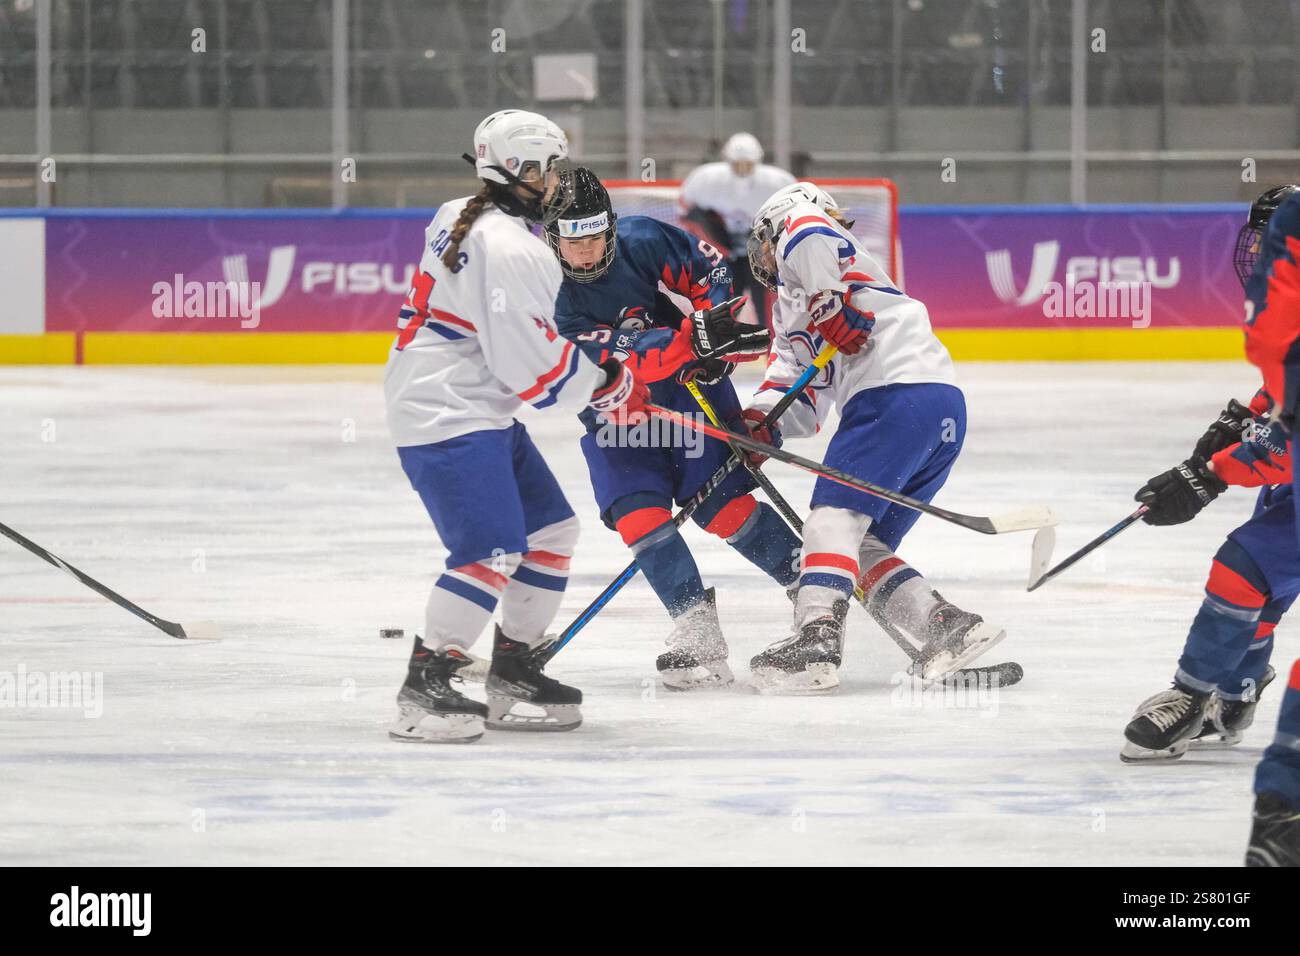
[380, 628, 405, 640]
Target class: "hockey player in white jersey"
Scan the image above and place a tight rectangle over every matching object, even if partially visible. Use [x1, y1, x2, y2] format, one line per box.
[679, 132, 795, 312]
[741, 182, 1008, 692]
[384, 110, 648, 742]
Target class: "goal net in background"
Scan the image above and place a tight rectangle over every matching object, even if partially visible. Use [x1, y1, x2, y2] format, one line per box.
[603, 178, 902, 290]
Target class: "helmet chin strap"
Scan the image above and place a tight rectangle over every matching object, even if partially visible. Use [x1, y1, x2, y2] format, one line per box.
[461, 152, 546, 200]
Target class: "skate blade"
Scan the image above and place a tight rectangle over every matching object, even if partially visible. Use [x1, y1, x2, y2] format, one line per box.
[388, 707, 485, 744]
[920, 622, 1007, 681]
[1119, 738, 1190, 762]
[486, 695, 582, 732]
[660, 660, 735, 691]
[749, 662, 840, 695]
[1190, 732, 1244, 750]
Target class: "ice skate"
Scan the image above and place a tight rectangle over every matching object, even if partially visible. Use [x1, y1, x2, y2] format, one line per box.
[750, 599, 847, 694]
[915, 593, 1006, 681]
[486, 625, 583, 731]
[657, 588, 734, 690]
[1192, 667, 1276, 749]
[1120, 683, 1212, 762]
[1245, 793, 1300, 867]
[388, 638, 488, 744]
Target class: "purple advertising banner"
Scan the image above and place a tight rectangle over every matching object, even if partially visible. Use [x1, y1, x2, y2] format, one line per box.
[45, 213, 427, 333]
[899, 207, 1246, 329]
[36, 206, 1247, 335]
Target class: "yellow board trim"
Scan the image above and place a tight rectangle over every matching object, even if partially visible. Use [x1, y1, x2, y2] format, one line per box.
[0, 333, 76, 364]
[0, 328, 1245, 365]
[83, 332, 394, 365]
[936, 327, 1244, 361]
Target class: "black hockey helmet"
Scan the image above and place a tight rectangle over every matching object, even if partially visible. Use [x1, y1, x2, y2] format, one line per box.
[542, 166, 618, 283]
[1234, 184, 1300, 288]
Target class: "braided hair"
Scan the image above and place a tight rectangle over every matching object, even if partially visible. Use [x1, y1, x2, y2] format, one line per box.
[826, 207, 857, 231]
[440, 184, 494, 271]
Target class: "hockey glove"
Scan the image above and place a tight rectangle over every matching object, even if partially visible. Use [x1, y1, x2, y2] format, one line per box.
[1136, 456, 1228, 526]
[686, 296, 770, 361]
[809, 290, 874, 355]
[590, 360, 650, 424]
[677, 356, 735, 386]
[740, 408, 780, 466]
[1192, 399, 1254, 460]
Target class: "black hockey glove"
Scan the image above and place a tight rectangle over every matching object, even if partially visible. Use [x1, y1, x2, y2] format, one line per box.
[677, 356, 735, 386]
[687, 296, 770, 361]
[1136, 457, 1228, 526]
[1192, 399, 1254, 460]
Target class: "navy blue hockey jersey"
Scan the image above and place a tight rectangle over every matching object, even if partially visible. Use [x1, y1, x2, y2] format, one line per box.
[554, 215, 734, 398]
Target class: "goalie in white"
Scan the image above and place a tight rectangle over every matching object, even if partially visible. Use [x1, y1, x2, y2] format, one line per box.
[741, 182, 1009, 692]
[679, 132, 795, 316]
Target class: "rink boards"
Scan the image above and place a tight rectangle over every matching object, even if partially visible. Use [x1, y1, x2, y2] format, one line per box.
[0, 204, 1250, 364]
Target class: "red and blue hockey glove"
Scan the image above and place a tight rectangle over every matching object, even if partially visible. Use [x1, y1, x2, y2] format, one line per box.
[739, 408, 780, 466]
[589, 360, 650, 425]
[809, 290, 874, 355]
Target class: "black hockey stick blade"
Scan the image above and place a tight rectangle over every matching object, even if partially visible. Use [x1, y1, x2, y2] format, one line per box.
[1026, 506, 1148, 592]
[646, 405, 1057, 535]
[0, 521, 219, 640]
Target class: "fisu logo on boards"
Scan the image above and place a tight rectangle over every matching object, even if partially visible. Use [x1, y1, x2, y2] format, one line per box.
[985, 239, 1179, 327]
[49, 886, 151, 936]
[221, 245, 416, 312]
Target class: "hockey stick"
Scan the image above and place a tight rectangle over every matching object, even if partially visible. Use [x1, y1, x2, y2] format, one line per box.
[645, 406, 1057, 535]
[1025, 505, 1148, 592]
[685, 381, 1023, 686]
[683, 377, 805, 531]
[0, 521, 219, 640]
[542, 345, 839, 659]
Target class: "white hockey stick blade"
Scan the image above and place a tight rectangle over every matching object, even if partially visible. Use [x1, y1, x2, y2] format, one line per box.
[460, 652, 491, 683]
[1027, 526, 1056, 590]
[180, 620, 221, 640]
[988, 505, 1058, 534]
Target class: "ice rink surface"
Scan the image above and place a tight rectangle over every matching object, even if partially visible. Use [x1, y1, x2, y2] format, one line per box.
[0, 361, 1279, 866]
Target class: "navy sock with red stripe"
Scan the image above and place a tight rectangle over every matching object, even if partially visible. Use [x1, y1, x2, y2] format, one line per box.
[1254, 659, 1300, 809]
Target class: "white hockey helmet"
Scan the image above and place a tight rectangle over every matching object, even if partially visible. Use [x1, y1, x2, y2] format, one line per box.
[722, 131, 764, 164]
[470, 109, 569, 188]
[747, 182, 842, 290]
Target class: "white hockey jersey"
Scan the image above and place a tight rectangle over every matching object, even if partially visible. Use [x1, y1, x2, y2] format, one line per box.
[678, 161, 796, 249]
[746, 200, 956, 438]
[384, 197, 606, 447]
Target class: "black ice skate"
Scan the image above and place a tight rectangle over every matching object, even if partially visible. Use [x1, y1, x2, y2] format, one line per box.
[750, 599, 848, 694]
[486, 625, 583, 731]
[1193, 667, 1276, 749]
[657, 588, 733, 690]
[388, 636, 488, 744]
[1245, 792, 1300, 867]
[914, 593, 1007, 681]
[1120, 682, 1212, 762]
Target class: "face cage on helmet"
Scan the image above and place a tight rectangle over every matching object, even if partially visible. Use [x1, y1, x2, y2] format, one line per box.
[545, 219, 618, 283]
[485, 156, 571, 223]
[747, 224, 778, 291]
[1233, 223, 1262, 289]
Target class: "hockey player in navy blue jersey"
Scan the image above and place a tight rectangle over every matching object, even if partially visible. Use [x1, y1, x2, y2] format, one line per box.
[1119, 186, 1300, 764]
[1240, 189, 1300, 865]
[542, 167, 802, 690]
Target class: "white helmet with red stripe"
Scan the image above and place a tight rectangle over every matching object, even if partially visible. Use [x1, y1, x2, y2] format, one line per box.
[747, 182, 840, 290]
[471, 109, 568, 187]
